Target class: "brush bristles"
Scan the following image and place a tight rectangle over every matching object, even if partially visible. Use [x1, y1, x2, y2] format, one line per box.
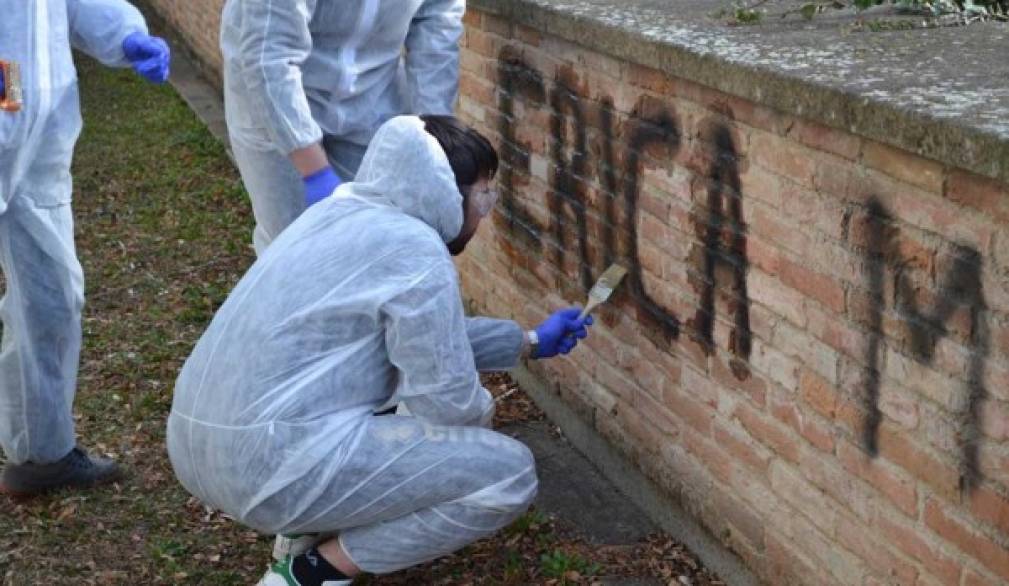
[588, 264, 628, 300]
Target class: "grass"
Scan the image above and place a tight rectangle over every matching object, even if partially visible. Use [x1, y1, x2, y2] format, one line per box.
[0, 57, 723, 585]
[0, 56, 262, 586]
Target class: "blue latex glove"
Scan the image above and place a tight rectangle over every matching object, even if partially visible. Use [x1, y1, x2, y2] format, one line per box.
[122, 32, 171, 83]
[0, 67, 5, 97]
[303, 166, 342, 207]
[533, 308, 593, 359]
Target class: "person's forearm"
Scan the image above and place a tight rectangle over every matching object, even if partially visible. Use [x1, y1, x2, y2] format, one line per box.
[289, 143, 330, 177]
[465, 318, 526, 370]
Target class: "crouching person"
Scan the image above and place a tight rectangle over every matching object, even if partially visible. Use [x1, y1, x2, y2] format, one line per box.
[167, 115, 592, 585]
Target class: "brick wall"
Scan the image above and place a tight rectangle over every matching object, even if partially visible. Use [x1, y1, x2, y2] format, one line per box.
[457, 9, 1009, 586]
[146, 0, 225, 78]
[149, 3, 1009, 582]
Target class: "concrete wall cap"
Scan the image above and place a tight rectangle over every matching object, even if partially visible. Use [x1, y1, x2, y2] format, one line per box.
[471, 0, 1009, 184]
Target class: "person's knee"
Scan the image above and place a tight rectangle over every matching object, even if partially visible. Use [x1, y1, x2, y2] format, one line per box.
[486, 435, 538, 512]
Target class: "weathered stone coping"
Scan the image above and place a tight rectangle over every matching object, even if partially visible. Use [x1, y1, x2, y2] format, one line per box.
[471, 0, 1009, 185]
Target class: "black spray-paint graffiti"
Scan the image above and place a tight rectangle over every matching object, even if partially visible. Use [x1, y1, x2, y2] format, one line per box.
[495, 46, 751, 367]
[495, 47, 993, 489]
[854, 197, 989, 492]
[689, 123, 753, 377]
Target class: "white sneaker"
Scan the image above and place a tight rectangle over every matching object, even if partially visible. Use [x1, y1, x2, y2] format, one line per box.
[256, 555, 352, 586]
[272, 533, 320, 561]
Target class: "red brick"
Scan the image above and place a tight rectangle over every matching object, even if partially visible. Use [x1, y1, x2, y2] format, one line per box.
[881, 174, 994, 251]
[831, 397, 871, 447]
[877, 385, 920, 431]
[459, 71, 495, 105]
[749, 338, 800, 391]
[465, 27, 500, 58]
[701, 89, 795, 136]
[713, 420, 771, 473]
[738, 164, 786, 209]
[639, 212, 671, 249]
[638, 336, 683, 387]
[710, 353, 767, 408]
[782, 504, 866, 585]
[787, 184, 851, 242]
[626, 63, 672, 94]
[748, 269, 808, 329]
[772, 321, 839, 385]
[677, 334, 711, 372]
[814, 156, 865, 202]
[481, 12, 512, 37]
[863, 141, 944, 194]
[788, 119, 862, 161]
[924, 498, 1009, 581]
[514, 24, 542, 46]
[682, 428, 732, 484]
[459, 50, 486, 76]
[807, 307, 866, 361]
[777, 256, 847, 314]
[638, 189, 671, 224]
[769, 390, 835, 455]
[595, 361, 641, 402]
[877, 424, 960, 502]
[994, 321, 1009, 363]
[800, 368, 839, 420]
[745, 236, 782, 276]
[599, 400, 669, 460]
[876, 512, 962, 586]
[680, 365, 721, 411]
[837, 440, 918, 518]
[462, 8, 482, 27]
[981, 400, 1009, 442]
[662, 387, 715, 437]
[769, 463, 840, 538]
[766, 533, 824, 586]
[799, 449, 875, 523]
[749, 200, 812, 258]
[914, 574, 948, 586]
[930, 336, 970, 380]
[963, 567, 1003, 586]
[735, 403, 800, 464]
[749, 130, 817, 189]
[946, 169, 1009, 224]
[709, 490, 766, 552]
[983, 360, 1009, 403]
[837, 516, 918, 586]
[634, 389, 680, 449]
[968, 483, 1009, 536]
[894, 227, 938, 273]
[800, 416, 836, 454]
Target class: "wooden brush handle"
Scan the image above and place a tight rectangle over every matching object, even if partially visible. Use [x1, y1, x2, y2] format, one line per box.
[578, 300, 600, 321]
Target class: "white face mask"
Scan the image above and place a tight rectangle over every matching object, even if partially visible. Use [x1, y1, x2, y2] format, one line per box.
[471, 185, 499, 217]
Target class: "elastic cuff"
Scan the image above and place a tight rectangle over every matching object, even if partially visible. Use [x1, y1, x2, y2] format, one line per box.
[304, 166, 336, 182]
[336, 533, 366, 575]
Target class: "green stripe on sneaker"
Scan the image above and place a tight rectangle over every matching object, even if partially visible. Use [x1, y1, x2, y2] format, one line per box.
[270, 557, 300, 586]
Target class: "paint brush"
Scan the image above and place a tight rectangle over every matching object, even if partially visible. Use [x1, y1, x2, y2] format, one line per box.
[579, 264, 628, 320]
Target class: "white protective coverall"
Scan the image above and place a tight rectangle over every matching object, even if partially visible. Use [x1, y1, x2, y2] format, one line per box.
[0, 0, 149, 465]
[221, 0, 464, 253]
[167, 116, 536, 574]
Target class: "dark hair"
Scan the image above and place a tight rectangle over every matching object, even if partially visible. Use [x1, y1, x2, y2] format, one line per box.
[420, 115, 498, 194]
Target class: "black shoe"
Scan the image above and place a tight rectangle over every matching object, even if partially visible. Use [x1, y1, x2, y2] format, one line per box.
[0, 446, 122, 497]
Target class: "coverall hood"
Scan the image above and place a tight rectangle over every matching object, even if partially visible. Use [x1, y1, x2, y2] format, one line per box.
[347, 116, 464, 244]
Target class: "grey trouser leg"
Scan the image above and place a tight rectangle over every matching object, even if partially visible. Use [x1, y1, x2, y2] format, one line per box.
[226, 75, 369, 255]
[0, 196, 83, 464]
[247, 415, 538, 574]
